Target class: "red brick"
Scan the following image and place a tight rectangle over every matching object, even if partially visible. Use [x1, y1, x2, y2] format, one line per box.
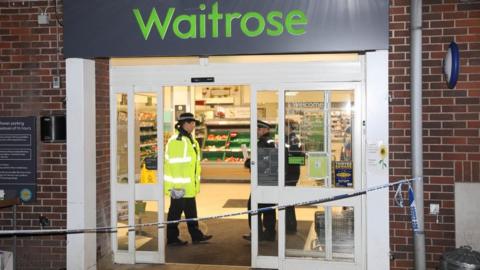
[456, 18, 480, 27]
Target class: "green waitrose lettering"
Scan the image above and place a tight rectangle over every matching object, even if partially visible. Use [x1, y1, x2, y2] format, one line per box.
[133, 2, 308, 40]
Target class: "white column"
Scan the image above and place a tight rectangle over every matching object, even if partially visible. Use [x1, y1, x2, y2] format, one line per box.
[365, 50, 389, 270]
[66, 58, 97, 270]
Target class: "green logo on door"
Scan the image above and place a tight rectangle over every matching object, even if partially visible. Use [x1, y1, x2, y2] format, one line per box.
[133, 2, 308, 40]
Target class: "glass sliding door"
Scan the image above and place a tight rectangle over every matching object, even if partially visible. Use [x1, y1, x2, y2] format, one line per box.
[251, 83, 362, 270]
[112, 89, 164, 264]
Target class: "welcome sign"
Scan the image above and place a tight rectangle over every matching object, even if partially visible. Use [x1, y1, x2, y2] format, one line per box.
[64, 0, 388, 58]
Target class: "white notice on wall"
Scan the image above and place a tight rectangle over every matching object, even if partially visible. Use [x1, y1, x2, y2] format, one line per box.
[367, 143, 378, 166]
[367, 141, 389, 173]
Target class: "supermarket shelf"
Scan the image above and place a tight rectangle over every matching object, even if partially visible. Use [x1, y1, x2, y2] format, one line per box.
[201, 161, 245, 167]
[140, 143, 156, 147]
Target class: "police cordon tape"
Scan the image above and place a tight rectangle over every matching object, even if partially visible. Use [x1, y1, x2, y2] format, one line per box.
[0, 177, 419, 237]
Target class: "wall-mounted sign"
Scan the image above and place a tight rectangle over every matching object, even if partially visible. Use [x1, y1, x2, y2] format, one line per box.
[443, 41, 460, 89]
[64, 0, 388, 58]
[0, 117, 37, 203]
[174, 105, 187, 121]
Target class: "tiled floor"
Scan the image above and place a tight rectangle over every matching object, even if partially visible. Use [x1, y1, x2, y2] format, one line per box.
[107, 182, 339, 269]
[171, 183, 251, 219]
[107, 183, 253, 269]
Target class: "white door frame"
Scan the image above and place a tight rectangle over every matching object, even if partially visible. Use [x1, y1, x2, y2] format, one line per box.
[107, 51, 389, 269]
[110, 86, 164, 264]
[250, 83, 364, 270]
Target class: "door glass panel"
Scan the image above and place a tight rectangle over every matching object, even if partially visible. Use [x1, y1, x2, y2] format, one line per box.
[117, 93, 128, 184]
[330, 91, 354, 188]
[257, 203, 278, 256]
[163, 86, 174, 146]
[284, 90, 355, 188]
[135, 93, 158, 184]
[135, 200, 158, 251]
[117, 201, 128, 251]
[285, 205, 355, 262]
[285, 206, 326, 259]
[332, 206, 354, 261]
[285, 91, 325, 187]
[256, 91, 278, 186]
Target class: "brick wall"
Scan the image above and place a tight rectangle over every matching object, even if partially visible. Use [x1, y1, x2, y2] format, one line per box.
[96, 59, 111, 261]
[0, 1, 111, 269]
[2, 0, 479, 269]
[0, 1, 67, 269]
[389, 1, 480, 269]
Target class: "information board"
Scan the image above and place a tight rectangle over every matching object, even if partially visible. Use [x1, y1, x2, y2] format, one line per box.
[0, 117, 37, 203]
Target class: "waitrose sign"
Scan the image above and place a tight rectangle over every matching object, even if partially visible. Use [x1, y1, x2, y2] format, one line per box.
[64, 0, 388, 58]
[133, 2, 307, 40]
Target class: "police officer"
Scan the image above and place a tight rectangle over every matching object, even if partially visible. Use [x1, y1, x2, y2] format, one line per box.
[164, 112, 212, 245]
[285, 119, 303, 233]
[243, 120, 276, 241]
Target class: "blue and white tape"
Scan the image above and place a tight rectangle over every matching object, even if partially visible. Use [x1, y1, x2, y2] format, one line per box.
[0, 178, 419, 237]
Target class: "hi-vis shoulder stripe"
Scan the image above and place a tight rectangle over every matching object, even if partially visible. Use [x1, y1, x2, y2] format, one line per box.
[166, 157, 192, 164]
[164, 175, 191, 184]
[0, 178, 420, 236]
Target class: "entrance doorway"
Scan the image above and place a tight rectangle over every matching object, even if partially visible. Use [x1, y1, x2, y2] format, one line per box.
[109, 53, 386, 270]
[250, 84, 362, 270]
[164, 85, 252, 266]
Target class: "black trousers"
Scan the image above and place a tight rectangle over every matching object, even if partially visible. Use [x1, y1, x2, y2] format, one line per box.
[247, 195, 276, 238]
[285, 177, 299, 232]
[285, 206, 297, 232]
[167, 197, 204, 242]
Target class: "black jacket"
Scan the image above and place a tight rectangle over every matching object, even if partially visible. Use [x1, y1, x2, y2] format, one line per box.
[285, 132, 303, 185]
[244, 133, 275, 170]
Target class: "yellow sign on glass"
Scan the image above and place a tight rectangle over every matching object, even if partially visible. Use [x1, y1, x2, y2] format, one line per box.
[307, 152, 328, 179]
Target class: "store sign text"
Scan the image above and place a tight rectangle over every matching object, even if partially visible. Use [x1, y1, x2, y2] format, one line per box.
[132, 2, 308, 40]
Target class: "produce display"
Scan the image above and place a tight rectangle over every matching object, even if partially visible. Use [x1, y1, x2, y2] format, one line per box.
[207, 134, 228, 141]
[201, 127, 250, 162]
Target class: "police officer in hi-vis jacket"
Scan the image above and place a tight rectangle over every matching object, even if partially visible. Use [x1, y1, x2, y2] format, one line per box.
[164, 112, 212, 246]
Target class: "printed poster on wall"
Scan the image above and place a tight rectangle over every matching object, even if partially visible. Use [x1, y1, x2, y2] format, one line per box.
[0, 117, 37, 203]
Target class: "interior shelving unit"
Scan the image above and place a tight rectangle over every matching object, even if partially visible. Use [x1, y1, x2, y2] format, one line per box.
[200, 120, 251, 182]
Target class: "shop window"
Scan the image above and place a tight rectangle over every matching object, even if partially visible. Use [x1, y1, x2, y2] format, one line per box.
[285, 91, 325, 187]
[285, 206, 354, 262]
[116, 93, 128, 184]
[329, 91, 354, 188]
[135, 93, 158, 184]
[332, 206, 354, 261]
[116, 201, 128, 251]
[257, 203, 278, 257]
[284, 90, 354, 188]
[256, 91, 279, 187]
[135, 200, 158, 251]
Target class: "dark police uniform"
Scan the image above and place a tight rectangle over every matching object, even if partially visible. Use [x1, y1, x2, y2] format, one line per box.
[245, 124, 276, 241]
[285, 131, 303, 233]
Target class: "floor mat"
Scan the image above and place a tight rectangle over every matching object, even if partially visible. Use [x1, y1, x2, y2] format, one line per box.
[166, 219, 251, 266]
[222, 199, 248, 208]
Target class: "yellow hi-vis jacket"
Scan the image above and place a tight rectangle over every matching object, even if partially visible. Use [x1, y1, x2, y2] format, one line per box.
[164, 132, 201, 198]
